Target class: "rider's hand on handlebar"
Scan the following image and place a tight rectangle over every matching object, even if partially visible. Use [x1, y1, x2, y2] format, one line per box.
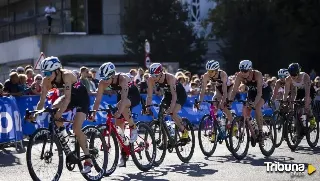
[194, 100, 200, 110]
[88, 112, 96, 121]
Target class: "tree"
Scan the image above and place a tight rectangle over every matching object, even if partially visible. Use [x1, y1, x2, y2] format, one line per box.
[122, 0, 208, 73]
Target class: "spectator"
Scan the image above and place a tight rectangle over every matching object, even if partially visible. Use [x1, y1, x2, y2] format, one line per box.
[18, 74, 32, 95]
[129, 69, 137, 78]
[134, 68, 144, 85]
[175, 71, 185, 78]
[30, 74, 42, 95]
[0, 83, 4, 96]
[80, 66, 96, 95]
[89, 68, 99, 88]
[87, 72, 97, 92]
[10, 69, 16, 73]
[44, 2, 56, 33]
[17, 66, 25, 74]
[138, 73, 149, 94]
[185, 71, 191, 80]
[4, 72, 22, 96]
[26, 68, 34, 86]
[190, 82, 200, 95]
[25, 65, 34, 71]
[72, 70, 80, 79]
[206, 83, 215, 96]
[310, 69, 317, 81]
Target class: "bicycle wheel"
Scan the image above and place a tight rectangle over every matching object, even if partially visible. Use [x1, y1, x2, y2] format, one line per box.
[130, 122, 157, 172]
[198, 114, 218, 157]
[229, 116, 250, 160]
[225, 112, 237, 152]
[259, 116, 276, 157]
[79, 125, 108, 181]
[175, 118, 195, 163]
[26, 128, 63, 181]
[306, 117, 319, 148]
[149, 119, 167, 166]
[285, 115, 301, 151]
[97, 124, 119, 176]
[273, 111, 284, 148]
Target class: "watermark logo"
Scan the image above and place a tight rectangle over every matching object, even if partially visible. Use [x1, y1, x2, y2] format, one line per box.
[264, 162, 316, 177]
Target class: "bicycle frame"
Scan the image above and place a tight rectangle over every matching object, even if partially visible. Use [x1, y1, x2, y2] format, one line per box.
[207, 102, 228, 138]
[241, 103, 257, 139]
[157, 105, 177, 145]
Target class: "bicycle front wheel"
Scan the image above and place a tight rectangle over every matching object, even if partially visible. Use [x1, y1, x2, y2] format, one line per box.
[198, 114, 217, 157]
[285, 115, 301, 151]
[259, 116, 276, 157]
[229, 116, 250, 160]
[149, 119, 167, 166]
[26, 128, 63, 181]
[175, 118, 195, 163]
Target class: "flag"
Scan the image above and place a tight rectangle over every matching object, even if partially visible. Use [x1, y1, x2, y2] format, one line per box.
[47, 88, 60, 105]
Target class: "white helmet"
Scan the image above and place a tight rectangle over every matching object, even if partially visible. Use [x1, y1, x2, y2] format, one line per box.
[278, 68, 289, 77]
[149, 63, 163, 75]
[99, 62, 116, 78]
[239, 60, 252, 70]
[40, 56, 62, 72]
[206, 60, 220, 70]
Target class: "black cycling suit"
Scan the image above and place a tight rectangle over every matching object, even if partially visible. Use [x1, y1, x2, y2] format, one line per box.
[210, 70, 233, 96]
[109, 73, 140, 109]
[156, 74, 187, 107]
[52, 71, 90, 115]
[243, 70, 271, 102]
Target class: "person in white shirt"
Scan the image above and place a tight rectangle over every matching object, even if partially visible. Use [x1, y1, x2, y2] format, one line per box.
[44, 3, 56, 33]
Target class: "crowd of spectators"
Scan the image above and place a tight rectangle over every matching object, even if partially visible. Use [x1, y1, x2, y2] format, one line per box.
[1, 65, 319, 99]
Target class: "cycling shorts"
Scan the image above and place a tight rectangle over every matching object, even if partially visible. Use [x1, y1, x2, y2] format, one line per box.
[247, 85, 272, 103]
[67, 82, 90, 115]
[162, 83, 187, 107]
[116, 85, 141, 109]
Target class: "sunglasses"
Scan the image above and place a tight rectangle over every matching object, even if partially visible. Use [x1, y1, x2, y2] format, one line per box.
[151, 74, 160, 77]
[36, 78, 42, 80]
[207, 70, 217, 74]
[42, 71, 53, 77]
[278, 75, 286, 79]
[240, 69, 249, 73]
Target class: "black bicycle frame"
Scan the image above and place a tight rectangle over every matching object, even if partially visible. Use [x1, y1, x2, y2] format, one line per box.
[157, 105, 176, 145]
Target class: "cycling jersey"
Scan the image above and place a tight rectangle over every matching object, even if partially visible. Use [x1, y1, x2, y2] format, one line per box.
[156, 74, 187, 107]
[209, 70, 233, 94]
[291, 73, 315, 100]
[51, 71, 90, 115]
[109, 73, 140, 109]
[242, 70, 271, 102]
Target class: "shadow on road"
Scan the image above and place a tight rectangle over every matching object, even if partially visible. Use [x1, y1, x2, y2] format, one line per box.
[0, 147, 22, 167]
[294, 146, 320, 155]
[109, 162, 218, 180]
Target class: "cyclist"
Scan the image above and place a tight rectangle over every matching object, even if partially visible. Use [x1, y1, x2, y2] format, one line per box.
[145, 63, 189, 145]
[282, 63, 316, 138]
[197, 60, 235, 141]
[91, 62, 140, 166]
[36, 56, 92, 173]
[271, 69, 290, 109]
[229, 60, 272, 146]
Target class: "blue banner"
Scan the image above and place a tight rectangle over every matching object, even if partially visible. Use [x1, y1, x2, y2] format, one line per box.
[10, 94, 274, 136]
[0, 97, 23, 143]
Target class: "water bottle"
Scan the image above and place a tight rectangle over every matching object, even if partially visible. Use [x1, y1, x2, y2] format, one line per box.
[300, 114, 307, 127]
[220, 116, 226, 133]
[56, 126, 69, 146]
[251, 119, 258, 134]
[165, 116, 175, 137]
[118, 127, 128, 146]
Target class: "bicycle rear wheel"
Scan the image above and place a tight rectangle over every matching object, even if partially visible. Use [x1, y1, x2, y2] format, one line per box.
[80, 125, 108, 181]
[130, 122, 157, 172]
[149, 119, 167, 166]
[259, 116, 276, 157]
[175, 118, 195, 163]
[285, 115, 301, 151]
[26, 128, 63, 181]
[306, 117, 319, 148]
[198, 114, 217, 157]
[97, 124, 119, 176]
[229, 116, 250, 160]
[273, 111, 284, 148]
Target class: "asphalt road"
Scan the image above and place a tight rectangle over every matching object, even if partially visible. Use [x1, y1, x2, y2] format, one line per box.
[0, 134, 319, 181]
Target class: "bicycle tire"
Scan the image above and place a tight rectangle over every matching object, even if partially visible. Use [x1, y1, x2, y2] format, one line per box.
[26, 128, 63, 181]
[259, 116, 276, 157]
[198, 114, 217, 157]
[175, 118, 195, 163]
[285, 116, 301, 151]
[96, 124, 119, 176]
[149, 119, 167, 166]
[273, 111, 284, 148]
[79, 125, 108, 181]
[306, 118, 319, 148]
[224, 112, 236, 152]
[229, 116, 250, 160]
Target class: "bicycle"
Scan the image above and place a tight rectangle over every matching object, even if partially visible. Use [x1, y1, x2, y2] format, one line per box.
[142, 99, 195, 166]
[283, 100, 319, 151]
[194, 99, 236, 157]
[90, 104, 156, 176]
[25, 107, 107, 181]
[228, 100, 276, 160]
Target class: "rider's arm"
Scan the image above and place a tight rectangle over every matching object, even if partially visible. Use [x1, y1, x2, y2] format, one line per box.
[220, 71, 228, 101]
[271, 80, 280, 101]
[118, 76, 129, 114]
[36, 80, 49, 110]
[198, 74, 208, 103]
[168, 76, 177, 109]
[304, 73, 311, 99]
[283, 77, 291, 101]
[92, 81, 106, 111]
[57, 77, 72, 113]
[146, 78, 154, 106]
[289, 84, 297, 101]
[229, 74, 241, 101]
[254, 71, 263, 104]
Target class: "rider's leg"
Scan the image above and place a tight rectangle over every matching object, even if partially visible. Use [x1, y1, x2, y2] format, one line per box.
[254, 98, 265, 141]
[52, 96, 65, 128]
[172, 104, 189, 139]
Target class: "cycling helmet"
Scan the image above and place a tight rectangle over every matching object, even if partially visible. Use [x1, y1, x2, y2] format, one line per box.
[99, 62, 116, 78]
[239, 60, 252, 70]
[288, 63, 300, 76]
[40, 56, 62, 72]
[278, 69, 290, 77]
[206, 60, 220, 70]
[149, 63, 163, 75]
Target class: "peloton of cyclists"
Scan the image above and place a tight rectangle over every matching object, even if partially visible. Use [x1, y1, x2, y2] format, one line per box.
[91, 62, 140, 166]
[197, 60, 235, 141]
[145, 63, 190, 146]
[229, 60, 272, 146]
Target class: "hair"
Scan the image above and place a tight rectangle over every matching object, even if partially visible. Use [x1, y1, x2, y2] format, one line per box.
[175, 71, 185, 78]
[9, 72, 18, 78]
[26, 68, 34, 75]
[25, 65, 34, 70]
[129, 69, 137, 74]
[80, 66, 88, 73]
[19, 74, 27, 83]
[34, 74, 43, 80]
[0, 83, 3, 89]
[177, 76, 185, 82]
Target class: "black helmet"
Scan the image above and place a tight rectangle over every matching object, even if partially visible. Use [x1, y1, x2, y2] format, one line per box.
[288, 63, 300, 76]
